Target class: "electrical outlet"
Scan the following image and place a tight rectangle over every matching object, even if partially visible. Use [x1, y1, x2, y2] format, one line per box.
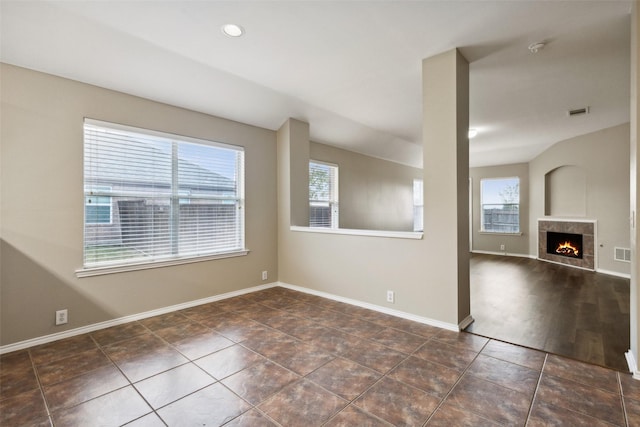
[262, 271, 268, 281]
[500, 244, 505, 251]
[386, 290, 395, 303]
[55, 309, 68, 325]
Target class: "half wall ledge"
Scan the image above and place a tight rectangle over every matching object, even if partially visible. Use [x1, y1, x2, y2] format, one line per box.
[290, 226, 423, 240]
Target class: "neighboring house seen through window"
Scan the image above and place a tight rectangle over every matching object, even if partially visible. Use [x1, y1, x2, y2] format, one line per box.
[83, 119, 245, 268]
[85, 186, 113, 224]
[309, 161, 339, 228]
[480, 177, 520, 233]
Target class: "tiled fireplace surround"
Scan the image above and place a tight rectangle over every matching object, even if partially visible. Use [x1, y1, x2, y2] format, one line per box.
[538, 219, 596, 270]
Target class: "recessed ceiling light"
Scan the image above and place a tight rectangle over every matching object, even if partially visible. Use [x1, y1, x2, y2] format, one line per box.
[222, 24, 244, 38]
[468, 128, 478, 139]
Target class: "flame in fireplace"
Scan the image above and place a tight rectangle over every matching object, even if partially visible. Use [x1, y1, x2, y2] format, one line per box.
[556, 241, 579, 257]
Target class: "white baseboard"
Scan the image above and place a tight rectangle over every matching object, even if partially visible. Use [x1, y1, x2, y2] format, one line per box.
[458, 315, 475, 330]
[277, 282, 460, 332]
[1, 280, 476, 355]
[471, 250, 534, 259]
[0, 282, 277, 355]
[626, 350, 639, 377]
[596, 268, 631, 279]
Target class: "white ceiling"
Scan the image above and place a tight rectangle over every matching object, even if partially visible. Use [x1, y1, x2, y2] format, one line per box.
[0, 1, 632, 168]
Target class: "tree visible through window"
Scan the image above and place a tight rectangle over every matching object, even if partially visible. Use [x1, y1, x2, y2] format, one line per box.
[481, 177, 520, 233]
[83, 120, 245, 268]
[309, 161, 338, 228]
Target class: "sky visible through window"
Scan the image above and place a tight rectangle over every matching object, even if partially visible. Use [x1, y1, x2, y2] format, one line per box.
[178, 141, 238, 181]
[124, 127, 238, 181]
[481, 177, 519, 205]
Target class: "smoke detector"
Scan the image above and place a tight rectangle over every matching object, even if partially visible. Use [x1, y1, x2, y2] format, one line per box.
[528, 42, 545, 53]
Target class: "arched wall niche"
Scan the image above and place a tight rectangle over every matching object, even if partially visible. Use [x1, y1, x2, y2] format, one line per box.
[544, 165, 587, 217]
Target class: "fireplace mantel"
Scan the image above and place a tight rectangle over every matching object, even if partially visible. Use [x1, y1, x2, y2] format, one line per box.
[537, 218, 596, 271]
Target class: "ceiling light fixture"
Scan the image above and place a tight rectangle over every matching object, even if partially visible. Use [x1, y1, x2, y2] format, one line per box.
[468, 128, 478, 139]
[528, 42, 545, 53]
[222, 24, 244, 38]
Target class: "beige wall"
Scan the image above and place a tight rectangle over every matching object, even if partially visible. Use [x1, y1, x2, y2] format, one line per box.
[278, 49, 470, 327]
[470, 163, 530, 255]
[0, 64, 278, 345]
[529, 123, 630, 276]
[310, 142, 422, 231]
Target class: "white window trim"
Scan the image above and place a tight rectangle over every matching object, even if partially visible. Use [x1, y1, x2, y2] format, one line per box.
[76, 249, 249, 277]
[291, 226, 423, 240]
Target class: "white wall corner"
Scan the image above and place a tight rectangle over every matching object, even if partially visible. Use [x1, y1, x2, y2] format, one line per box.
[458, 315, 474, 331]
[625, 350, 639, 377]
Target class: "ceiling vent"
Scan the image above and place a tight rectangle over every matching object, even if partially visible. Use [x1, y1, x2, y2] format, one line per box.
[567, 107, 590, 117]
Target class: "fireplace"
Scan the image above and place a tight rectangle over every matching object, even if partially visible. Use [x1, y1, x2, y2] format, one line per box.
[538, 219, 595, 270]
[546, 231, 583, 259]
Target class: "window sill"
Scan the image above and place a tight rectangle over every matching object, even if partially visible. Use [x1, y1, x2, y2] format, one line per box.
[290, 226, 423, 240]
[76, 249, 249, 278]
[479, 231, 523, 236]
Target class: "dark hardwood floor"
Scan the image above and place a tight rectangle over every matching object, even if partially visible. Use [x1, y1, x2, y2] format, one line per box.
[466, 253, 630, 372]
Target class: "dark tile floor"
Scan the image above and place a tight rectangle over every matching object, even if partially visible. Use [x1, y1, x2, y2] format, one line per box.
[2, 286, 640, 426]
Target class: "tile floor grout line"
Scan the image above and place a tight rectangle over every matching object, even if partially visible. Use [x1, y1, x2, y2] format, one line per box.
[272, 297, 481, 425]
[320, 401, 394, 427]
[26, 348, 54, 424]
[242, 298, 424, 426]
[8, 287, 636, 426]
[523, 352, 548, 426]
[31, 334, 135, 423]
[242, 399, 286, 427]
[421, 334, 492, 426]
[90, 332, 166, 425]
[618, 371, 630, 427]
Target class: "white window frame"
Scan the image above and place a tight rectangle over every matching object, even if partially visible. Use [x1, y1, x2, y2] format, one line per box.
[480, 177, 520, 234]
[79, 119, 247, 276]
[309, 160, 339, 229]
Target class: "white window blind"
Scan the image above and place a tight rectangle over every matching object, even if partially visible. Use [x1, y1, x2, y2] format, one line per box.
[83, 119, 245, 268]
[309, 161, 339, 228]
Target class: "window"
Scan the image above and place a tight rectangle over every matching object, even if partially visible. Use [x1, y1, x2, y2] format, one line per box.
[413, 179, 423, 232]
[83, 119, 245, 268]
[85, 186, 112, 224]
[309, 161, 338, 228]
[481, 177, 519, 233]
